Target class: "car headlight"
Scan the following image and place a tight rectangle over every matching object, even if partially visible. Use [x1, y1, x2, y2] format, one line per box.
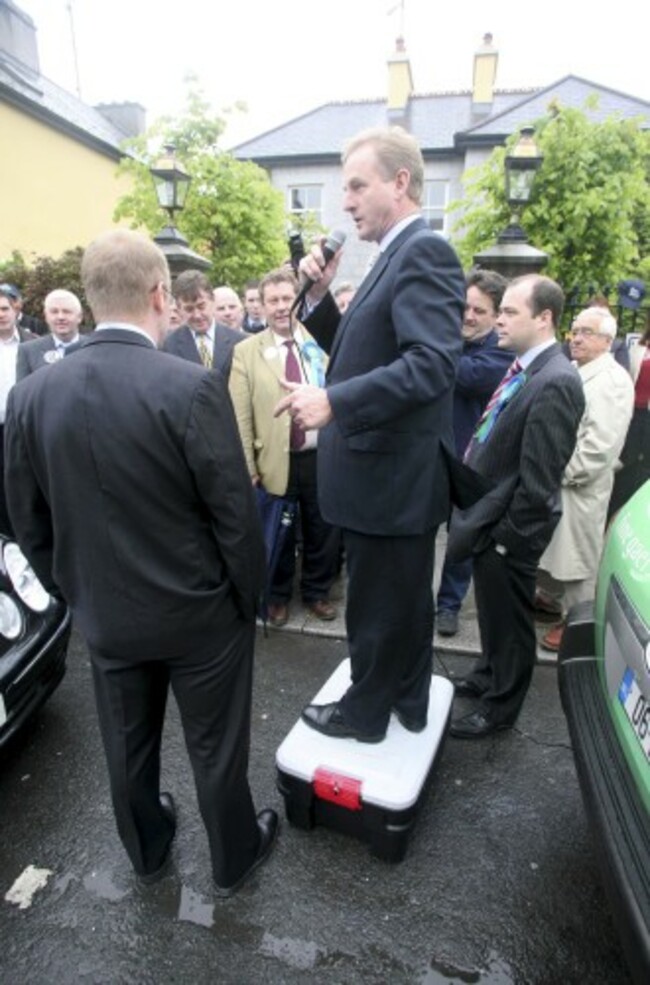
[3, 543, 51, 613]
[0, 591, 23, 639]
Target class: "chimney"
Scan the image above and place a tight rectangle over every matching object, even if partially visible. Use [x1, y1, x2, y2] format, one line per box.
[472, 32, 498, 117]
[387, 36, 413, 125]
[0, 0, 40, 75]
[95, 102, 147, 138]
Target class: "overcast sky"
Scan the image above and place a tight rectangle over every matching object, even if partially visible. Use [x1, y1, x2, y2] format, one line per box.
[20, 0, 650, 148]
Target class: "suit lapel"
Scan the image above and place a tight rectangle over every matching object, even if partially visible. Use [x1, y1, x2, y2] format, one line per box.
[327, 218, 428, 371]
[256, 329, 284, 384]
[525, 342, 562, 377]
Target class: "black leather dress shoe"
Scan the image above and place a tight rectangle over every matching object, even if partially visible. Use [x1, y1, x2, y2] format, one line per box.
[214, 809, 279, 898]
[449, 710, 511, 739]
[393, 709, 427, 733]
[139, 792, 176, 885]
[451, 677, 485, 698]
[301, 702, 384, 743]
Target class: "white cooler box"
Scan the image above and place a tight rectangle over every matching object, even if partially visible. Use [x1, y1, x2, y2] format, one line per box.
[275, 658, 454, 862]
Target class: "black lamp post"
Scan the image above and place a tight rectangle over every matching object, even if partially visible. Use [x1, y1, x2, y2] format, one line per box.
[473, 126, 548, 278]
[150, 144, 210, 276]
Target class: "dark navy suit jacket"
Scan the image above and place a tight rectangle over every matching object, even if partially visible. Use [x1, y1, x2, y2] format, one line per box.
[306, 219, 465, 537]
[447, 342, 585, 563]
[5, 329, 265, 658]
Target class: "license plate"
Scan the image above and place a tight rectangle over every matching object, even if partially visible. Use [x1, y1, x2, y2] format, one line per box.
[618, 668, 650, 762]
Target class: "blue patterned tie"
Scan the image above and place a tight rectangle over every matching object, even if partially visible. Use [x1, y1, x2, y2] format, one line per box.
[464, 359, 524, 460]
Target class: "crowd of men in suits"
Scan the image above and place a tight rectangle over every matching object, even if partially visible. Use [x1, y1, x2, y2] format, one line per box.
[0, 123, 642, 891]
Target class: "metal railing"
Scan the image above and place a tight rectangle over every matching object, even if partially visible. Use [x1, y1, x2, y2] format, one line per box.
[560, 286, 648, 340]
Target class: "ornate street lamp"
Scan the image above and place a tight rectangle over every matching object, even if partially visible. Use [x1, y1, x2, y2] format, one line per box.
[473, 125, 548, 277]
[500, 126, 544, 243]
[151, 144, 192, 221]
[150, 143, 210, 276]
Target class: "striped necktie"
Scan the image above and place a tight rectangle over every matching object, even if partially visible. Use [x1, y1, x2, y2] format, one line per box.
[196, 334, 212, 368]
[464, 359, 524, 461]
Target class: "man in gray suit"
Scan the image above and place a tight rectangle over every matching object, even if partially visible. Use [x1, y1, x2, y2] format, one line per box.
[16, 289, 85, 380]
[447, 275, 585, 737]
[163, 270, 245, 377]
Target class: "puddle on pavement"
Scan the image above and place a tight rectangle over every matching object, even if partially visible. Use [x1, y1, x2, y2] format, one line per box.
[422, 950, 515, 985]
[259, 932, 320, 970]
[83, 869, 129, 902]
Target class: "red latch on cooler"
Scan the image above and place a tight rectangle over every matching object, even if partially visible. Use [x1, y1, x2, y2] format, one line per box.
[313, 767, 362, 811]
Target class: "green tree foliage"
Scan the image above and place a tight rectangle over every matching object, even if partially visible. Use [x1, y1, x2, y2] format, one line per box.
[451, 103, 650, 291]
[113, 83, 288, 289]
[0, 247, 91, 327]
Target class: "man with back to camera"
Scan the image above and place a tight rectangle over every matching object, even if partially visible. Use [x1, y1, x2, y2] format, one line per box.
[16, 288, 86, 379]
[163, 270, 245, 377]
[435, 268, 513, 637]
[4, 229, 278, 895]
[447, 274, 585, 738]
[275, 125, 465, 743]
[537, 306, 634, 652]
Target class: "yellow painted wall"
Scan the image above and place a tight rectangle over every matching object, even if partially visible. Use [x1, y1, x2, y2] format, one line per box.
[0, 101, 134, 261]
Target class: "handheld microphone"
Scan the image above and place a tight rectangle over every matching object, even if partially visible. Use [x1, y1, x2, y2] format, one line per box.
[291, 229, 347, 311]
[287, 229, 306, 276]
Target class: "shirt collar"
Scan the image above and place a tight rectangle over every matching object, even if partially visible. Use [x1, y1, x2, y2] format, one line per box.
[0, 328, 20, 346]
[95, 322, 156, 347]
[378, 212, 422, 253]
[55, 334, 80, 348]
[518, 337, 557, 370]
[194, 324, 214, 343]
[273, 326, 305, 348]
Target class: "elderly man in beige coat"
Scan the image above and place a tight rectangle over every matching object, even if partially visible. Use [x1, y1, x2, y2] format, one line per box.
[538, 307, 634, 650]
[229, 269, 339, 628]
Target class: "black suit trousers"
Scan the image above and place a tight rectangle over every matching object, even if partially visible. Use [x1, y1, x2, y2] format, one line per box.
[339, 528, 436, 734]
[270, 450, 338, 604]
[89, 611, 260, 886]
[467, 546, 538, 724]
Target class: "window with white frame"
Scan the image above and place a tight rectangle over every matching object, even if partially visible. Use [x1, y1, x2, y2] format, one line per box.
[422, 180, 448, 233]
[288, 185, 323, 223]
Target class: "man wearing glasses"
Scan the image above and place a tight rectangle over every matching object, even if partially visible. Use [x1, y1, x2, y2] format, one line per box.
[163, 270, 245, 377]
[536, 307, 634, 651]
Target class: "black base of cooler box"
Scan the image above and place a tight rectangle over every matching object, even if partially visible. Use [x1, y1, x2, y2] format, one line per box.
[275, 660, 454, 862]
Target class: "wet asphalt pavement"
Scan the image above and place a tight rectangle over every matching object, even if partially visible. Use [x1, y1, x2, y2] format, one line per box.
[0, 627, 633, 985]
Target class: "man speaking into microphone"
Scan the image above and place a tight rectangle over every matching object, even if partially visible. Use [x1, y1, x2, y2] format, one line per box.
[275, 126, 464, 742]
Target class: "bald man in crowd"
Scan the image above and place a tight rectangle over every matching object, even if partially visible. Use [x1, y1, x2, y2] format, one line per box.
[213, 286, 245, 330]
[16, 289, 85, 380]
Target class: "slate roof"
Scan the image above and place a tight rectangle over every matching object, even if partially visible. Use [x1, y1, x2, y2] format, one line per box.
[231, 90, 529, 162]
[0, 51, 129, 158]
[232, 75, 650, 163]
[460, 75, 650, 144]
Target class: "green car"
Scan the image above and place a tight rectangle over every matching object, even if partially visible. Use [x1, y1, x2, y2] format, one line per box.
[559, 479, 650, 985]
